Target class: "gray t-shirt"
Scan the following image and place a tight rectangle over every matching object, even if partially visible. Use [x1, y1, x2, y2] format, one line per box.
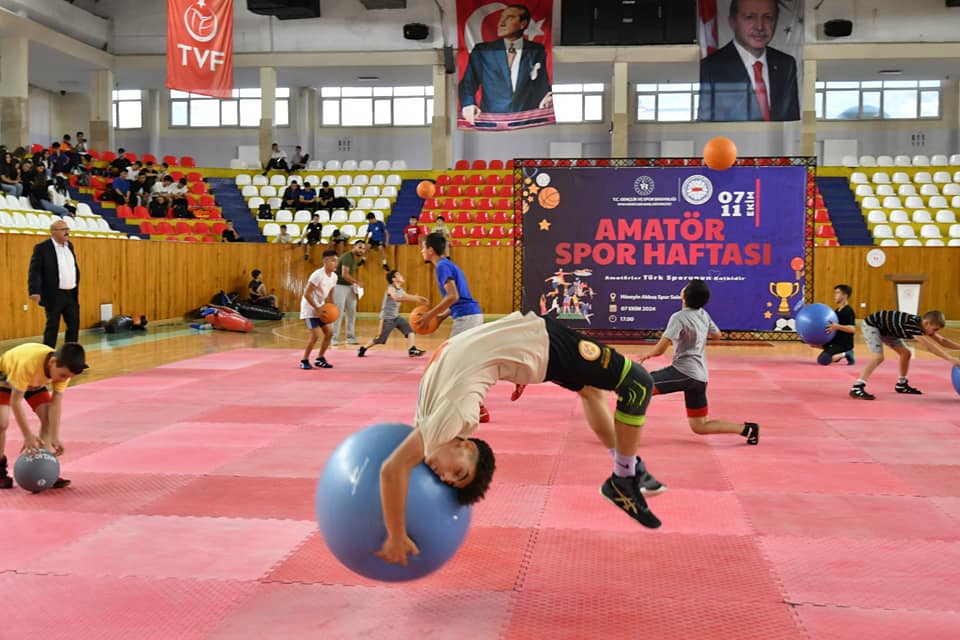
[663, 307, 719, 382]
[379, 285, 404, 320]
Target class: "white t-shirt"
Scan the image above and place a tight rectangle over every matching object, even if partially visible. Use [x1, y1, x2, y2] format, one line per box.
[299, 268, 337, 319]
[416, 311, 549, 455]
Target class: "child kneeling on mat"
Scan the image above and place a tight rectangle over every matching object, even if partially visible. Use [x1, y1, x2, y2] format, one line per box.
[0, 342, 87, 490]
[358, 270, 428, 358]
[816, 284, 857, 366]
[376, 311, 663, 567]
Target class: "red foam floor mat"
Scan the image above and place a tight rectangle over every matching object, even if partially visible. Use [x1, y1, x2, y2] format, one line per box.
[0, 349, 957, 638]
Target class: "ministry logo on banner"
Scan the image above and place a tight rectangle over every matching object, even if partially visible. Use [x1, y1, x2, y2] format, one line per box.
[167, 0, 234, 99]
[456, 1, 555, 131]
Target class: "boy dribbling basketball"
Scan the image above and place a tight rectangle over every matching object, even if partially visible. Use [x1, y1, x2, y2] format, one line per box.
[299, 250, 339, 370]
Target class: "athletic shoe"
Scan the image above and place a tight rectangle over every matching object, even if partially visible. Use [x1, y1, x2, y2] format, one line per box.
[358, 346, 367, 357]
[511, 384, 527, 401]
[52, 478, 71, 489]
[408, 347, 425, 357]
[742, 422, 760, 445]
[849, 385, 875, 400]
[299, 359, 313, 370]
[0, 476, 12, 489]
[895, 382, 922, 395]
[844, 350, 855, 365]
[479, 405, 490, 423]
[315, 358, 333, 369]
[634, 456, 667, 496]
[599, 474, 661, 529]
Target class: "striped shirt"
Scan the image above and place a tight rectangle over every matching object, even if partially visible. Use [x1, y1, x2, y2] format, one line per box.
[864, 310, 923, 339]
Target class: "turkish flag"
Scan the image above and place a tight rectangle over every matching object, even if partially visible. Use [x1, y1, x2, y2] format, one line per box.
[699, 0, 718, 58]
[167, 0, 234, 98]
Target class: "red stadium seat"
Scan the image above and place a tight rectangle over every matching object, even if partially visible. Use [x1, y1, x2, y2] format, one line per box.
[450, 225, 467, 238]
[183, 236, 198, 242]
[469, 174, 485, 185]
[193, 222, 211, 234]
[211, 222, 227, 234]
[162, 155, 177, 166]
[485, 174, 503, 185]
[170, 171, 184, 181]
[489, 226, 508, 238]
[454, 211, 472, 224]
[455, 160, 470, 170]
[436, 174, 452, 186]
[458, 198, 474, 209]
[815, 209, 830, 223]
[492, 211, 510, 224]
[497, 185, 513, 198]
[494, 199, 511, 211]
[473, 211, 490, 224]
[465, 240, 481, 247]
[452, 174, 468, 185]
[198, 194, 216, 207]
[155, 221, 175, 234]
[201, 235, 216, 243]
[142, 154, 158, 164]
[101, 151, 117, 162]
[133, 206, 150, 218]
[87, 149, 101, 160]
[187, 172, 203, 183]
[488, 160, 504, 170]
[139, 221, 156, 234]
[445, 185, 462, 197]
[30, 144, 44, 154]
[471, 160, 487, 170]
[418, 211, 436, 223]
[116, 205, 133, 219]
[816, 224, 836, 238]
[463, 185, 480, 198]
[424, 198, 439, 210]
[440, 198, 456, 210]
[175, 221, 192, 234]
[179, 156, 196, 167]
[469, 225, 486, 238]
[476, 198, 494, 210]
[505, 160, 514, 169]
[190, 182, 208, 195]
[480, 185, 496, 197]
[123, 152, 137, 162]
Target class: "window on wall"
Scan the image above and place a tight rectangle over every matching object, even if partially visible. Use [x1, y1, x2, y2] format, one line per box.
[552, 83, 605, 123]
[815, 80, 941, 120]
[635, 83, 700, 122]
[169, 88, 290, 127]
[113, 90, 143, 129]
[320, 86, 434, 127]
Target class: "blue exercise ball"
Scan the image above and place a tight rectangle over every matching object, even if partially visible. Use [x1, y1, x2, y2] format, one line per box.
[14, 450, 60, 493]
[795, 303, 839, 345]
[951, 365, 960, 395]
[316, 422, 472, 582]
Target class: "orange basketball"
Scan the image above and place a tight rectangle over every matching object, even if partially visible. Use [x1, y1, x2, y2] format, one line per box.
[409, 305, 439, 335]
[319, 302, 339, 324]
[416, 180, 436, 199]
[538, 186, 560, 209]
[704, 137, 738, 171]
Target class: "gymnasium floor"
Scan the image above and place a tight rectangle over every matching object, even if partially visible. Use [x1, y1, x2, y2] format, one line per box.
[1, 318, 958, 640]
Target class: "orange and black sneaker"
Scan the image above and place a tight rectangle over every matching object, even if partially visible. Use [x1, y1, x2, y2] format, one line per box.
[600, 474, 661, 529]
[0, 457, 12, 489]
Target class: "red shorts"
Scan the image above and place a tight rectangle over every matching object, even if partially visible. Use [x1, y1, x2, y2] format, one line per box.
[0, 386, 53, 411]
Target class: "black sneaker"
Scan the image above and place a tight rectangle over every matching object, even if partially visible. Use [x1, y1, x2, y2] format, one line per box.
[0, 475, 12, 490]
[850, 385, 875, 400]
[408, 347, 425, 357]
[742, 422, 760, 445]
[358, 346, 367, 357]
[634, 457, 667, 496]
[52, 478, 71, 489]
[895, 382, 922, 395]
[315, 358, 333, 369]
[599, 474, 661, 529]
[299, 359, 313, 370]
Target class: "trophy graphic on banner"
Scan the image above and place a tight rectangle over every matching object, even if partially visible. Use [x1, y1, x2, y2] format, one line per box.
[769, 281, 800, 316]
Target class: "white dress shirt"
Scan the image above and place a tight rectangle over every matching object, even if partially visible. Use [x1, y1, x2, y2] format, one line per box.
[504, 37, 523, 92]
[52, 238, 77, 290]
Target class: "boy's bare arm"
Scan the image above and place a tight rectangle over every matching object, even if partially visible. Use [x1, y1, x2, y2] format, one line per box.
[377, 429, 427, 565]
[637, 335, 672, 363]
[916, 335, 960, 366]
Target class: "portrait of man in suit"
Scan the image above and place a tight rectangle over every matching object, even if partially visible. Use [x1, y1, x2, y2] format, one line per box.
[28, 221, 81, 347]
[698, 0, 800, 122]
[458, 3, 553, 127]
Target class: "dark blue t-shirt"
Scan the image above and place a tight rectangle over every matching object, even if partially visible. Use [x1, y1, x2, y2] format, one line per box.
[435, 257, 481, 318]
[366, 220, 387, 242]
[111, 176, 130, 194]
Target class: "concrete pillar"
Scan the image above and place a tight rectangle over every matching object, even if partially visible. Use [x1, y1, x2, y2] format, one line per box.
[0, 36, 29, 150]
[259, 67, 277, 168]
[431, 63, 452, 170]
[298, 86, 319, 161]
[145, 89, 162, 159]
[89, 69, 114, 153]
[611, 62, 629, 158]
[801, 59, 817, 157]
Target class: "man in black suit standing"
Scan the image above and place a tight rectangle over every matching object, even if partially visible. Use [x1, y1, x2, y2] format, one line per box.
[698, 0, 799, 122]
[459, 4, 553, 125]
[29, 221, 80, 347]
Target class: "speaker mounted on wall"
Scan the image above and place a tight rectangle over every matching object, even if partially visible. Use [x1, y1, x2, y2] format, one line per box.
[824, 19, 853, 38]
[403, 23, 430, 40]
[247, 0, 321, 20]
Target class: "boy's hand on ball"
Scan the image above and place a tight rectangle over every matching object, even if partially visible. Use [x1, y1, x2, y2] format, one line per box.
[50, 439, 64, 456]
[20, 433, 43, 452]
[376, 534, 420, 566]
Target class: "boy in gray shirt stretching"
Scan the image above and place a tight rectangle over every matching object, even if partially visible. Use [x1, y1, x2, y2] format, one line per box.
[638, 279, 759, 460]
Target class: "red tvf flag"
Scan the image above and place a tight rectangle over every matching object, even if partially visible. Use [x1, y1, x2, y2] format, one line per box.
[167, 0, 234, 98]
[699, 0, 718, 58]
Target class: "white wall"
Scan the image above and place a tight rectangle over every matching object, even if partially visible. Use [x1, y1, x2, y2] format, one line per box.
[808, 0, 960, 43]
[28, 86, 91, 147]
[28, 86, 54, 144]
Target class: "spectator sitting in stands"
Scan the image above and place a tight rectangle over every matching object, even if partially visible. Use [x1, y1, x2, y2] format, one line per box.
[299, 181, 317, 211]
[157, 162, 171, 182]
[170, 177, 190, 211]
[149, 175, 176, 218]
[99, 166, 130, 205]
[248, 269, 278, 308]
[141, 161, 159, 191]
[331, 228, 348, 251]
[73, 132, 87, 154]
[275, 223, 294, 244]
[19, 159, 33, 193]
[317, 180, 334, 210]
[28, 165, 69, 216]
[33, 148, 51, 178]
[221, 219, 242, 242]
[432, 215, 451, 241]
[128, 173, 150, 207]
[263, 142, 288, 175]
[1, 151, 23, 197]
[282, 180, 301, 209]
[290, 145, 309, 173]
[302, 213, 323, 260]
[60, 134, 73, 152]
[49, 143, 73, 178]
[126, 161, 142, 181]
[111, 148, 132, 173]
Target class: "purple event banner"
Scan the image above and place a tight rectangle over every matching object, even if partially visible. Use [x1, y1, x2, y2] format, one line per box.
[521, 164, 809, 332]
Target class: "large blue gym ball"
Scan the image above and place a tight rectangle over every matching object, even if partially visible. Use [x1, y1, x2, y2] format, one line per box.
[14, 450, 60, 493]
[316, 422, 472, 582]
[951, 365, 960, 396]
[795, 303, 839, 346]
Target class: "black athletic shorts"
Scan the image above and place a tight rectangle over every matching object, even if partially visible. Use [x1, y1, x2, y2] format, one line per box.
[543, 315, 652, 427]
[650, 365, 708, 417]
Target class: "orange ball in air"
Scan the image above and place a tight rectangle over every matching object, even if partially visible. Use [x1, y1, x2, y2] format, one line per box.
[703, 137, 738, 171]
[409, 305, 439, 335]
[416, 180, 436, 199]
